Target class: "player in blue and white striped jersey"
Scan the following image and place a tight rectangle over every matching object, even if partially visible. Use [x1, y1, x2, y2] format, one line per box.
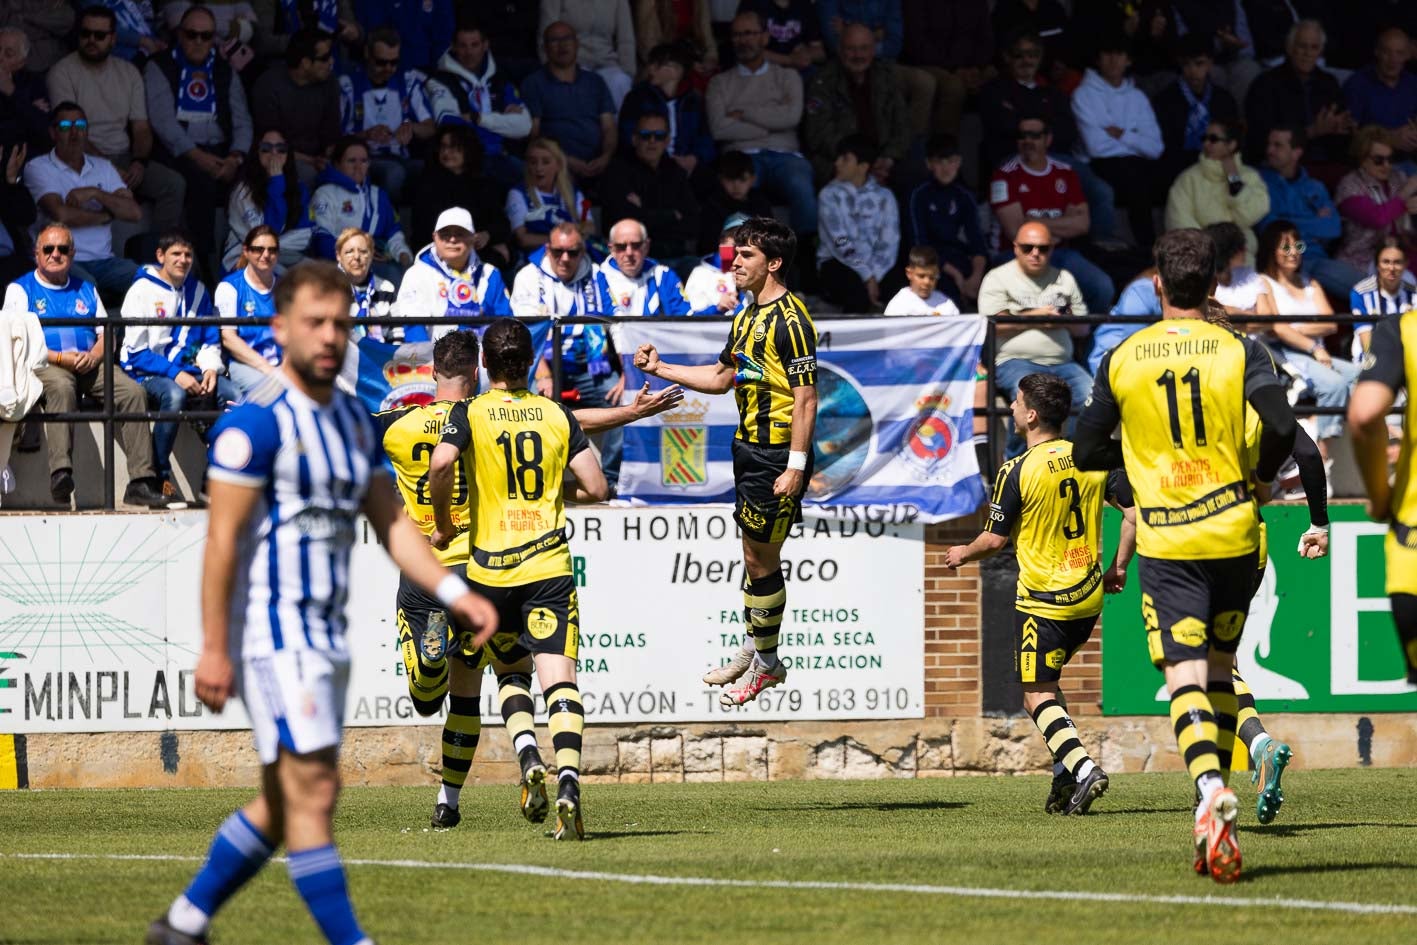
[147, 262, 498, 945]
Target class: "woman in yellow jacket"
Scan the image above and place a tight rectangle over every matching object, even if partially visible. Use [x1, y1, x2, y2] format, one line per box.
[1165, 118, 1270, 264]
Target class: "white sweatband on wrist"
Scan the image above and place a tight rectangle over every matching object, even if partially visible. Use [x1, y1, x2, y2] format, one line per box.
[435, 574, 466, 608]
[1298, 523, 1328, 546]
[787, 450, 808, 471]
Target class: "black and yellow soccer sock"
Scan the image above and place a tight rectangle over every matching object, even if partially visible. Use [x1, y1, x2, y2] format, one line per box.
[744, 570, 787, 662]
[439, 695, 482, 798]
[497, 672, 538, 757]
[1029, 698, 1093, 778]
[1231, 671, 1268, 766]
[1170, 685, 1222, 785]
[1208, 679, 1239, 784]
[398, 613, 448, 716]
[545, 682, 584, 782]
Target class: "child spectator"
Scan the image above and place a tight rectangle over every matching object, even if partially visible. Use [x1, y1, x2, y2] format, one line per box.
[883, 245, 962, 316]
[816, 133, 899, 312]
[907, 133, 986, 305]
[697, 150, 772, 254]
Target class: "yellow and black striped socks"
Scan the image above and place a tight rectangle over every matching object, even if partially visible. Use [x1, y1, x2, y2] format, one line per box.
[1170, 685, 1221, 786]
[545, 682, 584, 783]
[1029, 698, 1095, 778]
[438, 695, 481, 807]
[399, 614, 449, 717]
[1207, 679, 1239, 784]
[497, 672, 539, 757]
[1231, 672, 1269, 770]
[743, 571, 786, 662]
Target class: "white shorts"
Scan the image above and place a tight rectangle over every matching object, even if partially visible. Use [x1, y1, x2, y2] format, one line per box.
[240, 649, 350, 765]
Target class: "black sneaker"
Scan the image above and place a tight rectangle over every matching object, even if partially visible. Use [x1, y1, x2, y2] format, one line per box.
[145, 916, 208, 945]
[50, 468, 74, 504]
[553, 777, 584, 841]
[518, 746, 549, 824]
[124, 477, 171, 509]
[1045, 773, 1077, 814]
[1063, 766, 1110, 815]
[431, 802, 461, 829]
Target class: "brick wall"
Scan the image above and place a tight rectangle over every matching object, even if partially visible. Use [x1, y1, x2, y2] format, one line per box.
[922, 515, 985, 717]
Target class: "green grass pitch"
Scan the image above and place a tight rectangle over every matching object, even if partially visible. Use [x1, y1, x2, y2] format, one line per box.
[2, 770, 1416, 944]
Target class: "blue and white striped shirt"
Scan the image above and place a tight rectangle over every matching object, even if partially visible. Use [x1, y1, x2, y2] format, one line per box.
[1350, 275, 1417, 361]
[206, 375, 385, 659]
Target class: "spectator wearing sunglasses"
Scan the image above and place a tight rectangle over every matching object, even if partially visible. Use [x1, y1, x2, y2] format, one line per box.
[601, 112, 700, 263]
[223, 128, 312, 272]
[49, 6, 186, 241]
[596, 217, 691, 318]
[22, 101, 140, 303]
[145, 5, 255, 273]
[337, 27, 434, 204]
[251, 27, 343, 186]
[1334, 125, 1417, 272]
[1164, 117, 1269, 264]
[4, 223, 168, 508]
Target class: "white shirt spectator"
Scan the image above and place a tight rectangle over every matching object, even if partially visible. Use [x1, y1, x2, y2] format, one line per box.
[883, 287, 961, 316]
[119, 264, 224, 376]
[817, 177, 899, 282]
[1214, 265, 1267, 313]
[597, 256, 691, 316]
[510, 250, 603, 317]
[682, 254, 747, 316]
[1071, 68, 1164, 161]
[22, 150, 127, 262]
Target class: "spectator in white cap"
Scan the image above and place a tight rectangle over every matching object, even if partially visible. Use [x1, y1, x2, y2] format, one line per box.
[596, 217, 691, 317]
[393, 205, 512, 342]
[683, 212, 751, 316]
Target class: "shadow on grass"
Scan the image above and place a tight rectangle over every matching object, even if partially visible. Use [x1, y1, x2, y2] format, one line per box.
[1099, 807, 1193, 815]
[1243, 860, 1417, 879]
[1243, 821, 1417, 837]
[749, 801, 971, 813]
[583, 829, 708, 840]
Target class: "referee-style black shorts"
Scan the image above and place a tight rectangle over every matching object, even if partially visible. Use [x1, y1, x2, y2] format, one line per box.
[732, 438, 813, 545]
[466, 575, 581, 663]
[1137, 552, 1258, 667]
[1014, 609, 1098, 684]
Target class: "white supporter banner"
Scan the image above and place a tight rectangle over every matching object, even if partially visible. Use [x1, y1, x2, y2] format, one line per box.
[0, 510, 924, 733]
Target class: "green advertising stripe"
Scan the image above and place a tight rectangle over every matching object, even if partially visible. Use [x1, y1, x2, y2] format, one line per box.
[1101, 504, 1417, 715]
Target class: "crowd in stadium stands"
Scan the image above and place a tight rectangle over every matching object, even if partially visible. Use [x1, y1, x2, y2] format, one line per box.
[0, 0, 1415, 509]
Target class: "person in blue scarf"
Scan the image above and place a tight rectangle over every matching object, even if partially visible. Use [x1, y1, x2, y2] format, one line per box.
[309, 136, 412, 285]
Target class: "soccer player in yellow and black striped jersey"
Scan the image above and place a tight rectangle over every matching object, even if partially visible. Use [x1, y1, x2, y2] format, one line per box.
[1075, 229, 1297, 884]
[1349, 308, 1417, 688]
[430, 318, 609, 842]
[633, 217, 818, 709]
[944, 374, 1135, 816]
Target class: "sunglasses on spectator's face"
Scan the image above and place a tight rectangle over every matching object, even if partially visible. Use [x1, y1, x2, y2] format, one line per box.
[436, 228, 469, 242]
[1015, 243, 1051, 255]
[1368, 153, 1392, 165]
[371, 55, 400, 67]
[1017, 130, 1046, 140]
[56, 119, 88, 132]
[637, 130, 669, 141]
[249, 245, 279, 257]
[611, 240, 645, 252]
[1203, 134, 1231, 144]
[259, 141, 288, 154]
[182, 28, 215, 41]
[548, 246, 583, 259]
[40, 243, 73, 257]
[79, 28, 112, 40]
[313, 50, 334, 62]
[1279, 241, 1307, 256]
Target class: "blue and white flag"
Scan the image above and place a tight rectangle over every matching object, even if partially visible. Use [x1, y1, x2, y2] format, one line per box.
[612, 316, 988, 524]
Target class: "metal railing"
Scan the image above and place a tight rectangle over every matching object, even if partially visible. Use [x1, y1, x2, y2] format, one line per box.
[17, 310, 1370, 508]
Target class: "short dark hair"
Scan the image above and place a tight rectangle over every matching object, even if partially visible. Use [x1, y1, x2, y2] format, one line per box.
[275, 260, 354, 314]
[178, 5, 216, 29]
[716, 150, 755, 179]
[1016, 113, 1050, 134]
[1095, 32, 1131, 57]
[1255, 219, 1301, 279]
[330, 135, 370, 165]
[1203, 222, 1246, 271]
[453, 16, 486, 40]
[78, 5, 116, 30]
[1269, 124, 1306, 150]
[1017, 373, 1071, 433]
[734, 217, 796, 270]
[1005, 31, 1043, 55]
[647, 42, 692, 71]
[1208, 115, 1244, 143]
[51, 101, 85, 122]
[286, 27, 333, 69]
[366, 27, 401, 50]
[834, 133, 878, 165]
[434, 330, 480, 378]
[481, 318, 534, 384]
[1154, 229, 1217, 309]
[156, 230, 195, 255]
[1174, 32, 1212, 63]
[926, 133, 960, 161]
[907, 245, 939, 270]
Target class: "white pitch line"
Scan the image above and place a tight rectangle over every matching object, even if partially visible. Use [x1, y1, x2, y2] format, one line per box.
[5, 852, 1416, 918]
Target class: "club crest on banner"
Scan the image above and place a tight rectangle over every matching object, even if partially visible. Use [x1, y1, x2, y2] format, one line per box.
[659, 398, 711, 486]
[902, 392, 959, 477]
[378, 342, 436, 410]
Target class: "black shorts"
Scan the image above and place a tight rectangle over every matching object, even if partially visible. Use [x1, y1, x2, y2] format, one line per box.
[1137, 552, 1258, 667]
[395, 574, 452, 659]
[732, 438, 812, 544]
[1015, 609, 1097, 684]
[466, 575, 580, 663]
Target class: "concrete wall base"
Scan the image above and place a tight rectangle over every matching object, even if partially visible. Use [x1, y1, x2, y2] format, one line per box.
[15, 714, 1415, 789]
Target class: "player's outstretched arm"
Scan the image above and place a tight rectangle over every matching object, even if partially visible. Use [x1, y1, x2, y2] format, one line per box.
[364, 473, 499, 648]
[575, 382, 686, 434]
[943, 531, 1008, 569]
[1349, 380, 1397, 521]
[196, 479, 265, 712]
[1289, 422, 1331, 561]
[1247, 385, 1297, 483]
[565, 447, 610, 504]
[634, 343, 735, 394]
